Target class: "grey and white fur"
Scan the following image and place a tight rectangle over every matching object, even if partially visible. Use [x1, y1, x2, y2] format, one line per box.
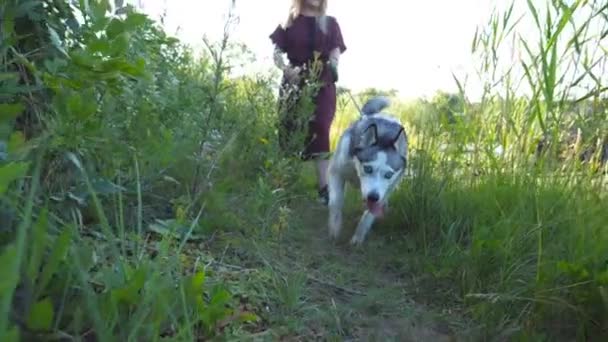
[327, 96, 408, 245]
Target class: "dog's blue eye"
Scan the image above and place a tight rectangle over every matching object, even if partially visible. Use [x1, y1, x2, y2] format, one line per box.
[363, 166, 373, 174]
[384, 172, 394, 179]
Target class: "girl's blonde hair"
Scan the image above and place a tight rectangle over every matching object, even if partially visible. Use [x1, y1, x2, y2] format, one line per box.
[284, 0, 328, 28]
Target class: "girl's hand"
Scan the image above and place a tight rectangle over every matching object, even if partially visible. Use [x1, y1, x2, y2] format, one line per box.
[328, 49, 340, 82]
[284, 66, 301, 83]
[328, 60, 339, 82]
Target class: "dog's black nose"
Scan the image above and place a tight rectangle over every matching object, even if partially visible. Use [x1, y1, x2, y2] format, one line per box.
[367, 192, 379, 202]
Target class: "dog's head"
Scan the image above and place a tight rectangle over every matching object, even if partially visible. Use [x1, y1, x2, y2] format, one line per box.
[352, 119, 408, 217]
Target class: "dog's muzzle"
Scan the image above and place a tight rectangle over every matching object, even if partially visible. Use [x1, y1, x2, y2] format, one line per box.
[365, 192, 385, 218]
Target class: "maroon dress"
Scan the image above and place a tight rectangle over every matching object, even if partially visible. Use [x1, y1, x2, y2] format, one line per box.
[269, 14, 347, 160]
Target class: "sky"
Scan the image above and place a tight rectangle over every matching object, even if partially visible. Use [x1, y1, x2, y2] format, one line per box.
[127, 0, 606, 102]
[127, 0, 503, 101]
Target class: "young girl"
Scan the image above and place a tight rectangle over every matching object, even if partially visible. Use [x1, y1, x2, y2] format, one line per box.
[269, 0, 346, 205]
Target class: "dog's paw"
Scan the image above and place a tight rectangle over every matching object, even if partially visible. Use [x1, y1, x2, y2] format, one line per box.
[329, 227, 340, 239]
[349, 234, 365, 246]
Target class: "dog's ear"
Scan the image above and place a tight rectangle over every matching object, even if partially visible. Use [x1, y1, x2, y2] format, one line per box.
[393, 127, 408, 159]
[357, 124, 377, 149]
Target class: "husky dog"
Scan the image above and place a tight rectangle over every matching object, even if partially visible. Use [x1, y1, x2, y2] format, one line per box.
[327, 96, 408, 245]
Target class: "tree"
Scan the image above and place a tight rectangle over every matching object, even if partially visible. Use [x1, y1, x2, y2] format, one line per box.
[356, 87, 398, 99]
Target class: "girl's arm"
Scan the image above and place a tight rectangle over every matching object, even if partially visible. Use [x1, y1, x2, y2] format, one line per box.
[273, 46, 289, 71]
[329, 47, 341, 67]
[329, 17, 346, 67]
[273, 45, 300, 82]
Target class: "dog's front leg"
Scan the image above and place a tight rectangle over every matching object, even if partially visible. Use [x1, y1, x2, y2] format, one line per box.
[350, 210, 375, 245]
[328, 171, 345, 239]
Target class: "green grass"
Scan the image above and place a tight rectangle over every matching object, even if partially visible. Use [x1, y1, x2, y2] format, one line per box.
[195, 165, 463, 340]
[1, 0, 608, 340]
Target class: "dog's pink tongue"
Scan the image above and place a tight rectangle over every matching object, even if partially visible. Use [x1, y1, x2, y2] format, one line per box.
[367, 200, 385, 218]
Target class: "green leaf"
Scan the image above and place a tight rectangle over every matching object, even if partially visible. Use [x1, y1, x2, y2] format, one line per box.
[26, 298, 54, 331]
[70, 50, 95, 69]
[67, 93, 83, 115]
[0, 162, 31, 195]
[1, 325, 20, 342]
[0, 123, 11, 142]
[182, 270, 206, 306]
[210, 285, 231, 307]
[121, 58, 148, 79]
[110, 33, 130, 56]
[111, 286, 136, 306]
[35, 227, 72, 297]
[191, 270, 206, 292]
[82, 90, 98, 118]
[7, 131, 26, 154]
[65, 90, 97, 120]
[95, 265, 124, 289]
[87, 36, 111, 55]
[526, 0, 541, 31]
[73, 244, 96, 273]
[106, 18, 125, 39]
[79, 0, 91, 16]
[1, 10, 15, 41]
[27, 209, 49, 281]
[0, 245, 18, 295]
[0, 72, 19, 82]
[124, 13, 148, 30]
[91, 0, 110, 23]
[0, 103, 24, 122]
[200, 285, 233, 328]
[110, 266, 147, 306]
[238, 311, 260, 323]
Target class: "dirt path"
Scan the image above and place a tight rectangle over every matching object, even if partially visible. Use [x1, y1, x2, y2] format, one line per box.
[209, 194, 465, 341]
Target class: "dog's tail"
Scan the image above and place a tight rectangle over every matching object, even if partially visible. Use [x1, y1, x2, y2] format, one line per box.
[360, 96, 390, 116]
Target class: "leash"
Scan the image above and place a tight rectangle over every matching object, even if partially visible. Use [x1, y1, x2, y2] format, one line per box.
[345, 88, 362, 114]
